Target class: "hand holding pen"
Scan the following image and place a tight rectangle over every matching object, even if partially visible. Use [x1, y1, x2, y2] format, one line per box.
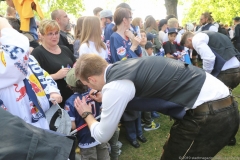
[89, 89, 102, 102]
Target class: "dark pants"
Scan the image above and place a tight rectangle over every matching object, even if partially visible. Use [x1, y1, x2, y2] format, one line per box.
[234, 42, 240, 52]
[217, 67, 240, 89]
[123, 113, 143, 141]
[161, 100, 239, 160]
[142, 112, 152, 126]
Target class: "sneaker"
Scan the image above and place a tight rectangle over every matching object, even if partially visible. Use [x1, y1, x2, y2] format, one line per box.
[151, 111, 160, 119]
[144, 121, 160, 131]
[116, 141, 123, 148]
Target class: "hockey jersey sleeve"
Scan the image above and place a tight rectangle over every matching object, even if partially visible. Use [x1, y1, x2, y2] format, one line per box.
[0, 28, 29, 89]
[110, 33, 139, 62]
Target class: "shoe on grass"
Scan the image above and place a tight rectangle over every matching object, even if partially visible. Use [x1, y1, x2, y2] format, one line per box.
[144, 121, 160, 131]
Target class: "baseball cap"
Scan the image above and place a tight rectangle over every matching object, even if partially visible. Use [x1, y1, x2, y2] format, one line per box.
[100, 10, 113, 18]
[66, 68, 78, 87]
[233, 17, 240, 21]
[145, 41, 156, 50]
[159, 19, 168, 29]
[147, 33, 157, 41]
[168, 28, 178, 34]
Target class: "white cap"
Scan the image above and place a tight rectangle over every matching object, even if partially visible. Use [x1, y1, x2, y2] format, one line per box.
[100, 10, 113, 18]
[186, 23, 194, 31]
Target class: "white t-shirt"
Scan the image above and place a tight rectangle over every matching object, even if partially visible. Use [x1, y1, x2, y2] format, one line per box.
[79, 41, 108, 59]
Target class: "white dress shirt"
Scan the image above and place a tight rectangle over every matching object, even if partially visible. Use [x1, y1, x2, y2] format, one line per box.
[89, 65, 229, 143]
[192, 32, 240, 73]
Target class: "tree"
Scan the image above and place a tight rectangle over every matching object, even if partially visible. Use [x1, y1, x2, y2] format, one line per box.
[39, 0, 85, 19]
[182, 0, 240, 26]
[165, 0, 178, 18]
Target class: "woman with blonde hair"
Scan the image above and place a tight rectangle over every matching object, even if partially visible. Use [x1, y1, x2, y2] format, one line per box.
[32, 19, 76, 107]
[145, 16, 161, 53]
[79, 16, 108, 60]
[132, 17, 143, 29]
[73, 16, 85, 58]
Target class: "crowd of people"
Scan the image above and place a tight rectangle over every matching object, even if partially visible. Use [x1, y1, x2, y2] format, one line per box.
[0, 0, 240, 160]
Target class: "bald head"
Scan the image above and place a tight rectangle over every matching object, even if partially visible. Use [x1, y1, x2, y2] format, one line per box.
[51, 9, 70, 31]
[6, 7, 16, 18]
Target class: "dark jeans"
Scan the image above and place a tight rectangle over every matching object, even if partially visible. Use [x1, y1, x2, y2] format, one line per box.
[123, 112, 143, 141]
[161, 100, 239, 160]
[217, 67, 240, 89]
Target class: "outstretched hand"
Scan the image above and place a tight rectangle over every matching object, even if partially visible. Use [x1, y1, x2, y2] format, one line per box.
[74, 96, 92, 116]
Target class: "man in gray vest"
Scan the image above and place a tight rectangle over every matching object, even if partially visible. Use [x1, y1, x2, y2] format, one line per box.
[73, 54, 239, 159]
[181, 31, 240, 89]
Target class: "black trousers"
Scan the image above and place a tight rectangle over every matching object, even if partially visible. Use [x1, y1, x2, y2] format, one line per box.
[217, 67, 240, 90]
[161, 100, 239, 160]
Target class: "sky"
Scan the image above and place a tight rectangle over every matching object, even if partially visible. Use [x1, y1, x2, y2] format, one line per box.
[81, 0, 186, 25]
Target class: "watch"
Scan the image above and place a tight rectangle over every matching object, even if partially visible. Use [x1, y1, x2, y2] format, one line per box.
[81, 112, 93, 119]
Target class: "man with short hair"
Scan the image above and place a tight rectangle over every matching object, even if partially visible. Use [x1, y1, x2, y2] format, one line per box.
[73, 53, 239, 159]
[100, 9, 113, 44]
[51, 9, 74, 53]
[93, 7, 103, 18]
[181, 31, 240, 87]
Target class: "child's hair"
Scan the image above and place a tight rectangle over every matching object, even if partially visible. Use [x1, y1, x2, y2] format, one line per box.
[68, 80, 88, 93]
[74, 16, 85, 40]
[80, 16, 106, 52]
[168, 32, 177, 35]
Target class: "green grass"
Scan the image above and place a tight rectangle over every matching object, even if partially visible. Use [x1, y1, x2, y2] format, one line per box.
[118, 86, 240, 160]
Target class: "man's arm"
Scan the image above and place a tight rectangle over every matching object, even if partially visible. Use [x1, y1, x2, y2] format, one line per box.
[75, 80, 135, 143]
[209, 25, 218, 32]
[192, 32, 216, 73]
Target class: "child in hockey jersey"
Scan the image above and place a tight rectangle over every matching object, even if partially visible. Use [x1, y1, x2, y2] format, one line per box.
[64, 68, 110, 160]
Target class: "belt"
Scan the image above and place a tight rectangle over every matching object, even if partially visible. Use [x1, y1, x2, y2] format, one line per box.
[193, 96, 233, 114]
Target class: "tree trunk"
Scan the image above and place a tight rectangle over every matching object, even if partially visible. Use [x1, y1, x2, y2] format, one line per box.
[165, 0, 178, 19]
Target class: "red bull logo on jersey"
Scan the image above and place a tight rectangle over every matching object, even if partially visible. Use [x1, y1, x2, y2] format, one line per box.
[117, 46, 126, 56]
[28, 74, 45, 97]
[14, 84, 26, 101]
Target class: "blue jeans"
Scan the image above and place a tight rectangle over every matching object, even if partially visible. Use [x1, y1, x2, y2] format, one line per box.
[123, 112, 143, 141]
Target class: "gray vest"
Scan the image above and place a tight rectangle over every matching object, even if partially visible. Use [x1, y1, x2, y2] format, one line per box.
[202, 31, 240, 76]
[106, 57, 206, 109]
[203, 31, 239, 60]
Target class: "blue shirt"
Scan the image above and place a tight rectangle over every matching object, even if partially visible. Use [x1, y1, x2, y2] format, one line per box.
[65, 91, 101, 148]
[110, 32, 142, 62]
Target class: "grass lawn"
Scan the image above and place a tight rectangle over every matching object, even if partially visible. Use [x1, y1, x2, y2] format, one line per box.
[118, 86, 240, 160]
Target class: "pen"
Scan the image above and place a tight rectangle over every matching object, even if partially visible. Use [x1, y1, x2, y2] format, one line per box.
[91, 90, 100, 95]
